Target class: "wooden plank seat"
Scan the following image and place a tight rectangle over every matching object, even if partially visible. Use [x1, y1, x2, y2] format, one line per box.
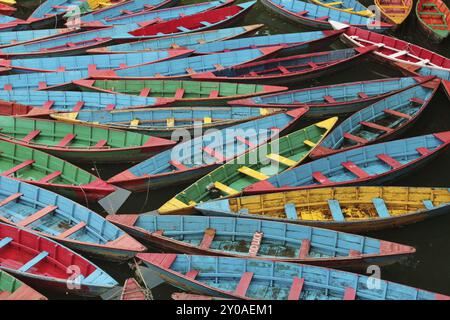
[266, 153, 296, 167]
[22, 130, 41, 143]
[359, 121, 394, 133]
[303, 140, 317, 148]
[199, 228, 215, 250]
[0, 237, 13, 249]
[343, 287, 356, 300]
[298, 239, 311, 259]
[312, 171, 332, 184]
[38, 171, 62, 183]
[208, 90, 219, 98]
[213, 181, 239, 195]
[423, 200, 434, 210]
[185, 270, 199, 279]
[214, 64, 224, 71]
[169, 160, 188, 171]
[343, 132, 368, 144]
[316, 16, 330, 21]
[389, 50, 408, 59]
[358, 92, 369, 99]
[238, 166, 269, 181]
[130, 119, 140, 127]
[57, 222, 86, 239]
[202, 147, 225, 162]
[203, 117, 212, 124]
[308, 62, 318, 69]
[0, 193, 22, 207]
[18, 251, 49, 272]
[94, 140, 108, 148]
[323, 95, 336, 103]
[288, 277, 304, 300]
[200, 21, 212, 27]
[42, 101, 55, 110]
[166, 118, 174, 127]
[416, 147, 431, 156]
[234, 272, 253, 297]
[185, 68, 196, 74]
[372, 198, 391, 218]
[295, 10, 309, 16]
[341, 161, 370, 178]
[1, 160, 35, 176]
[17, 205, 58, 227]
[410, 97, 425, 104]
[140, 88, 151, 97]
[328, 200, 345, 222]
[177, 26, 190, 32]
[376, 153, 402, 169]
[277, 65, 290, 74]
[174, 88, 185, 99]
[105, 104, 115, 111]
[57, 134, 76, 147]
[73, 101, 85, 111]
[383, 108, 412, 120]
[284, 203, 298, 219]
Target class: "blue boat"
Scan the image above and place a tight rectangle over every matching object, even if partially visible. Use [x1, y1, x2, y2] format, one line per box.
[229, 77, 433, 116]
[0, 15, 25, 32]
[0, 89, 173, 116]
[2, 50, 192, 74]
[30, 0, 94, 19]
[107, 108, 307, 191]
[244, 132, 450, 195]
[260, 0, 393, 32]
[397, 63, 450, 81]
[137, 253, 449, 300]
[0, 28, 74, 48]
[91, 46, 282, 80]
[308, 0, 373, 17]
[80, 0, 178, 22]
[0, 71, 89, 91]
[87, 25, 263, 54]
[81, 0, 234, 27]
[310, 78, 440, 158]
[0, 176, 146, 261]
[188, 30, 344, 55]
[107, 214, 415, 268]
[51, 106, 283, 138]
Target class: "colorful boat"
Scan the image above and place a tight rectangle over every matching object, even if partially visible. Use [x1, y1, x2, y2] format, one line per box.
[260, 0, 393, 32]
[107, 108, 307, 191]
[0, 28, 75, 49]
[0, 270, 47, 300]
[1, 50, 193, 74]
[243, 132, 450, 195]
[375, 0, 413, 26]
[159, 117, 336, 214]
[196, 186, 450, 233]
[190, 47, 376, 85]
[0, 176, 146, 261]
[0, 15, 26, 32]
[0, 89, 173, 116]
[310, 77, 440, 158]
[229, 76, 435, 117]
[0, 116, 176, 163]
[129, 1, 256, 37]
[416, 0, 450, 43]
[81, 0, 234, 27]
[188, 30, 344, 55]
[394, 62, 450, 81]
[309, 0, 373, 17]
[73, 79, 286, 106]
[171, 292, 230, 300]
[0, 3, 15, 15]
[331, 24, 450, 71]
[0, 221, 119, 297]
[137, 253, 450, 300]
[0, 139, 116, 202]
[91, 46, 282, 80]
[107, 214, 415, 268]
[50, 107, 284, 138]
[87, 25, 263, 54]
[120, 278, 148, 300]
[81, 0, 178, 22]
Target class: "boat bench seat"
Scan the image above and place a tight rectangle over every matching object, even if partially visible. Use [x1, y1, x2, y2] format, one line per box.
[130, 119, 140, 127]
[248, 232, 263, 256]
[0, 193, 22, 207]
[199, 228, 215, 250]
[284, 203, 298, 219]
[57, 134, 76, 148]
[94, 140, 108, 148]
[372, 198, 390, 218]
[303, 140, 317, 148]
[359, 121, 394, 133]
[185, 68, 196, 74]
[277, 66, 290, 74]
[343, 287, 356, 300]
[213, 181, 239, 196]
[288, 277, 304, 300]
[169, 160, 188, 171]
[358, 92, 369, 99]
[323, 95, 336, 103]
[343, 132, 368, 144]
[410, 97, 425, 104]
[140, 88, 151, 97]
[423, 200, 434, 210]
[383, 108, 412, 120]
[22, 130, 41, 143]
[328, 200, 346, 222]
[389, 50, 408, 59]
[203, 147, 225, 162]
[177, 26, 191, 32]
[73, 101, 85, 111]
[312, 171, 332, 184]
[316, 16, 330, 21]
[234, 272, 253, 297]
[38, 171, 62, 183]
[266, 153, 297, 167]
[18, 251, 49, 272]
[416, 147, 431, 156]
[200, 21, 212, 27]
[1, 160, 35, 176]
[203, 117, 212, 124]
[298, 239, 310, 259]
[57, 222, 87, 239]
[376, 154, 402, 169]
[43, 100, 55, 110]
[185, 270, 199, 279]
[341, 161, 370, 179]
[166, 118, 174, 127]
[208, 90, 219, 98]
[0, 237, 13, 249]
[238, 166, 269, 181]
[17, 205, 58, 227]
[295, 10, 309, 16]
[174, 88, 185, 99]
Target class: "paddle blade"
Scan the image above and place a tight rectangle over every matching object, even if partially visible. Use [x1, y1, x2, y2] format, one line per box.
[98, 187, 131, 214]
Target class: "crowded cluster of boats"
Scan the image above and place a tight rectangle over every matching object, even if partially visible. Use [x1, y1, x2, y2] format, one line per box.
[0, 0, 449, 300]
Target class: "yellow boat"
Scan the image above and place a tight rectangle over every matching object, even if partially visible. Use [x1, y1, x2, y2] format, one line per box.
[195, 186, 450, 232]
[87, 0, 122, 10]
[0, 0, 15, 6]
[310, 0, 375, 18]
[375, 0, 413, 26]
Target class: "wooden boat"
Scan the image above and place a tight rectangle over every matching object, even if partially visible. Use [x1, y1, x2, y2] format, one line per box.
[0, 139, 116, 202]
[0, 28, 75, 49]
[107, 214, 415, 268]
[91, 46, 282, 80]
[309, 0, 373, 17]
[107, 108, 307, 191]
[394, 62, 450, 81]
[73, 79, 286, 106]
[0, 116, 176, 163]
[81, 0, 178, 23]
[260, 0, 393, 32]
[243, 132, 450, 195]
[172, 292, 230, 300]
[375, 0, 413, 26]
[0, 3, 15, 15]
[0, 176, 146, 261]
[138, 253, 450, 300]
[159, 117, 336, 215]
[331, 24, 450, 71]
[310, 77, 440, 158]
[129, 1, 256, 37]
[0, 222, 119, 296]
[191, 47, 377, 85]
[0, 270, 47, 300]
[229, 76, 434, 117]
[0, 15, 26, 32]
[0, 50, 193, 74]
[416, 0, 450, 43]
[50, 107, 284, 138]
[81, 0, 234, 27]
[196, 186, 450, 233]
[87, 25, 264, 54]
[120, 278, 148, 300]
[0, 89, 174, 117]
[188, 30, 344, 55]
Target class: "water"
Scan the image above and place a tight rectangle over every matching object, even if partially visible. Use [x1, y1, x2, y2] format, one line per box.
[14, 0, 450, 299]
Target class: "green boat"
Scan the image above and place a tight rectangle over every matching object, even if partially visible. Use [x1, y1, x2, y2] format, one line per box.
[0, 270, 47, 300]
[0, 116, 175, 164]
[0, 139, 115, 202]
[158, 117, 338, 215]
[73, 79, 288, 106]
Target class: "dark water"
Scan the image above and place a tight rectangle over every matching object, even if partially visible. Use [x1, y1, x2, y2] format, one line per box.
[14, 0, 450, 299]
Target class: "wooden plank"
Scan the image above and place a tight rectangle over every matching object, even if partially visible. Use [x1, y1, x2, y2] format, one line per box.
[22, 130, 41, 143]
[199, 228, 215, 250]
[42, 100, 54, 110]
[1, 160, 35, 176]
[343, 287, 356, 300]
[422, 200, 434, 210]
[0, 237, 13, 249]
[140, 88, 151, 97]
[372, 198, 391, 218]
[234, 272, 253, 297]
[288, 277, 304, 300]
[359, 121, 394, 133]
[238, 166, 269, 181]
[284, 203, 298, 220]
[267, 153, 297, 167]
[94, 140, 108, 148]
[18, 251, 49, 272]
[410, 97, 425, 104]
[357, 92, 369, 99]
[213, 182, 239, 196]
[174, 88, 185, 99]
[0, 193, 22, 207]
[416, 147, 431, 156]
[376, 154, 402, 169]
[185, 270, 199, 279]
[203, 147, 225, 162]
[341, 161, 370, 179]
[56, 134, 76, 148]
[169, 160, 188, 171]
[73, 101, 85, 111]
[298, 239, 311, 259]
[312, 171, 332, 184]
[383, 109, 412, 120]
[303, 140, 317, 148]
[38, 171, 62, 183]
[343, 132, 368, 144]
[277, 66, 289, 74]
[17, 206, 57, 227]
[323, 95, 336, 103]
[208, 90, 219, 98]
[328, 200, 345, 222]
[57, 222, 86, 239]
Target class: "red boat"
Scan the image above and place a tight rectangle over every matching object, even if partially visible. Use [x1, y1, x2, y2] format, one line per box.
[416, 0, 450, 43]
[191, 46, 376, 85]
[0, 4, 15, 16]
[331, 23, 450, 72]
[120, 278, 148, 300]
[129, 1, 255, 37]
